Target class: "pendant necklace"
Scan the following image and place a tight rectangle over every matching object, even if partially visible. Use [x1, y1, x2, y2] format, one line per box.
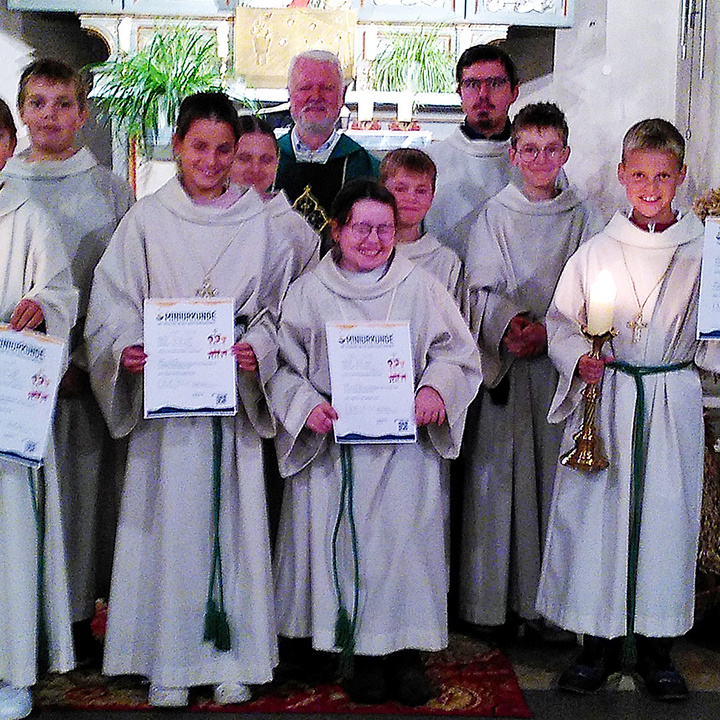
[197, 276, 218, 299]
[190, 227, 243, 298]
[176, 174, 238, 297]
[621, 245, 679, 343]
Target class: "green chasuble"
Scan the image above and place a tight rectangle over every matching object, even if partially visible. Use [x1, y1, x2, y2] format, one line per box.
[275, 132, 379, 235]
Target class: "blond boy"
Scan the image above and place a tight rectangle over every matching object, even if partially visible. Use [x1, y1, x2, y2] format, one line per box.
[380, 148, 464, 307]
[536, 118, 719, 700]
[1, 59, 133, 661]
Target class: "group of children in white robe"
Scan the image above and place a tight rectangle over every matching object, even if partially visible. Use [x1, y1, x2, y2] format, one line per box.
[1, 54, 716, 720]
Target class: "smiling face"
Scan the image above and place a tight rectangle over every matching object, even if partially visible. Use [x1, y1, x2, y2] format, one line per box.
[172, 118, 237, 202]
[618, 148, 686, 226]
[382, 168, 434, 233]
[509, 126, 570, 199]
[19, 77, 87, 161]
[231, 131, 279, 196]
[332, 199, 396, 273]
[288, 57, 345, 144]
[458, 59, 518, 137]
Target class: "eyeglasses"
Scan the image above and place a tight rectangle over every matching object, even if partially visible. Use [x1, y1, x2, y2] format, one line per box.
[349, 222, 395, 241]
[459, 77, 510, 92]
[514, 144, 567, 162]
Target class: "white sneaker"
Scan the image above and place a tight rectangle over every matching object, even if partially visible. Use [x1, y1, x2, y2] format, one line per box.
[0, 685, 32, 720]
[148, 684, 189, 707]
[214, 681, 251, 705]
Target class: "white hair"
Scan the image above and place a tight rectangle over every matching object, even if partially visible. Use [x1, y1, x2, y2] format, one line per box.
[288, 50, 343, 87]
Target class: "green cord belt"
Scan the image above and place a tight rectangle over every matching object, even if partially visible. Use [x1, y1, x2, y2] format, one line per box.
[203, 416, 231, 652]
[607, 359, 691, 664]
[332, 444, 360, 676]
[27, 465, 49, 671]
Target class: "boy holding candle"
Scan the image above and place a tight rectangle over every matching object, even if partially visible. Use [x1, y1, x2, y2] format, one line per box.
[459, 103, 600, 632]
[536, 118, 720, 700]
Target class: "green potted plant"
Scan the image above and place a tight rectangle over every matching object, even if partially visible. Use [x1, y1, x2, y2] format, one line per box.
[89, 25, 224, 157]
[369, 26, 455, 94]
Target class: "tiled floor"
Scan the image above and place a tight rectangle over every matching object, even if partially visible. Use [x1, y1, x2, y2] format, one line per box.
[501, 609, 720, 719]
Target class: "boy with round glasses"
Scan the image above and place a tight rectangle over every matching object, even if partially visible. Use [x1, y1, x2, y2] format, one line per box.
[460, 102, 601, 635]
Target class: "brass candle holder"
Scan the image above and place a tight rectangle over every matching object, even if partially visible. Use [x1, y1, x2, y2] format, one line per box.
[560, 328, 616, 472]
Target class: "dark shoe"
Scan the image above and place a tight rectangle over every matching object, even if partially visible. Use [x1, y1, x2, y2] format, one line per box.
[73, 618, 102, 668]
[343, 655, 387, 704]
[558, 635, 622, 694]
[385, 649, 433, 706]
[276, 636, 337, 684]
[636, 636, 689, 701]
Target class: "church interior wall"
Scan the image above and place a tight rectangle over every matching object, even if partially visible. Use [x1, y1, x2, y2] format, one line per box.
[516, 0, 690, 220]
[0, 0, 111, 164]
[681, 1, 720, 193]
[1, 0, 718, 213]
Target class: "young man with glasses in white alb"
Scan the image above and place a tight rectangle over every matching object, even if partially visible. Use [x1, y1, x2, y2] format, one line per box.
[425, 44, 519, 261]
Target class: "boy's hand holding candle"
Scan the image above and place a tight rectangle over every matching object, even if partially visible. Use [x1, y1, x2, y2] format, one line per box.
[577, 270, 617, 383]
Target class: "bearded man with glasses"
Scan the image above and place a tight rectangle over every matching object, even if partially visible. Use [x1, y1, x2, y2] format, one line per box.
[425, 44, 519, 261]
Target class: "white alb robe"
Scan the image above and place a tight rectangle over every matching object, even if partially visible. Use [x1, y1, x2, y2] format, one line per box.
[460, 183, 601, 625]
[424, 128, 511, 260]
[85, 177, 299, 687]
[536, 211, 720, 638]
[259, 190, 320, 542]
[2, 147, 133, 621]
[0, 183, 78, 687]
[394, 232, 465, 313]
[270, 253, 482, 655]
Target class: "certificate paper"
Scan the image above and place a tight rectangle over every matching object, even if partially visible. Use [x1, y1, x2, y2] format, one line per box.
[326, 322, 416, 444]
[698, 219, 720, 339]
[144, 298, 236, 418]
[0, 325, 65, 467]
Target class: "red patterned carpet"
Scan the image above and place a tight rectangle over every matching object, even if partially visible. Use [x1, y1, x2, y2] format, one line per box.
[34, 636, 531, 718]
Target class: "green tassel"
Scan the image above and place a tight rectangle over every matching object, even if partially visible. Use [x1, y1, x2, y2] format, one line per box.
[335, 607, 355, 679]
[204, 598, 218, 642]
[214, 610, 232, 652]
[622, 633, 637, 669]
[334, 607, 355, 655]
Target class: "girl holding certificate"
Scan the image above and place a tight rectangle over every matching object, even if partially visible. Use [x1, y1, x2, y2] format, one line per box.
[270, 179, 482, 706]
[85, 93, 300, 707]
[0, 98, 78, 720]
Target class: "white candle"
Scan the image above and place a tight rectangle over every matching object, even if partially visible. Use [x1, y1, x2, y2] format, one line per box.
[397, 92, 414, 123]
[357, 92, 374, 123]
[586, 269, 616, 335]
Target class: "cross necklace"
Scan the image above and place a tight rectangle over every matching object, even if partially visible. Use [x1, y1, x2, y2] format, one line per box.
[188, 229, 243, 298]
[621, 245, 679, 343]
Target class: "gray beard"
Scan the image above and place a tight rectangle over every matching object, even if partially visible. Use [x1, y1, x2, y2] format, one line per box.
[294, 116, 336, 140]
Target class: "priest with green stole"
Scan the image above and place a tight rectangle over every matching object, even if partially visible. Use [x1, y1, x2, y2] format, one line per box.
[274, 50, 379, 244]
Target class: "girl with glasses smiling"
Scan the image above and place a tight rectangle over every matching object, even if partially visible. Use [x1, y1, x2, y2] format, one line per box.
[270, 179, 482, 707]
